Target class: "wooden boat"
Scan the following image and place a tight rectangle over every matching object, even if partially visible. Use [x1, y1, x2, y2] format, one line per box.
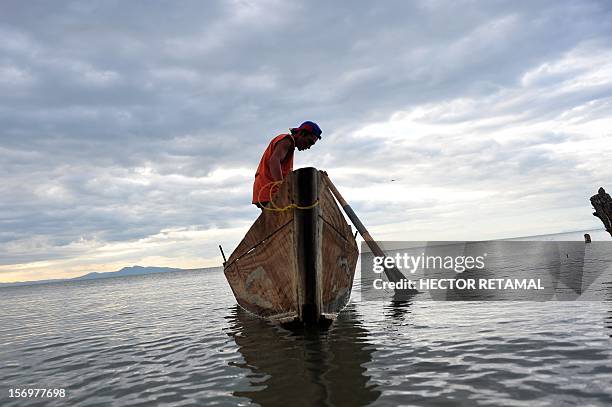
[223, 167, 358, 324]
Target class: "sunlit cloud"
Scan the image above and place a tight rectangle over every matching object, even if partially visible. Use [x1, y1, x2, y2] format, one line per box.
[2, 0, 612, 282]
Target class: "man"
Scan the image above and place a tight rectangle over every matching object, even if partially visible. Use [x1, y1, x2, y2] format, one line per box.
[252, 121, 322, 209]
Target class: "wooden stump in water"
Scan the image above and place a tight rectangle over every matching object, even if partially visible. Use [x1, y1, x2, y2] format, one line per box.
[590, 187, 612, 238]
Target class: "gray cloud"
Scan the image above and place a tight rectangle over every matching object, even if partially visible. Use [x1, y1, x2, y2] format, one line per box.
[2, 0, 612, 278]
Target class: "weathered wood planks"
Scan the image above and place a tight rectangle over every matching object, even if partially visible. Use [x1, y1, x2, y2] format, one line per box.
[223, 168, 358, 323]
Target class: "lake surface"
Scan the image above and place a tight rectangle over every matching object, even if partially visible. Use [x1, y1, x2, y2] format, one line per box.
[1, 230, 611, 406]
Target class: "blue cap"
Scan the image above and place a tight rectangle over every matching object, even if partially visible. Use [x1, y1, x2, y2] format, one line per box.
[296, 121, 322, 139]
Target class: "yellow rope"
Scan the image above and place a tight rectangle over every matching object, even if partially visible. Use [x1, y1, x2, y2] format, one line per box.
[257, 180, 319, 212]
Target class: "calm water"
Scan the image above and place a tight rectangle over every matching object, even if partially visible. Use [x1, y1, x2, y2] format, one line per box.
[1, 232, 611, 406]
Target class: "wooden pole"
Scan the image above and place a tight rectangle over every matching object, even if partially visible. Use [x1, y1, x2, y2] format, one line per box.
[295, 168, 321, 323]
[219, 245, 227, 264]
[321, 172, 408, 286]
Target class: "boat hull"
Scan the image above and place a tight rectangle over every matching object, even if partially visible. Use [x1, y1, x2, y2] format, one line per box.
[223, 168, 358, 324]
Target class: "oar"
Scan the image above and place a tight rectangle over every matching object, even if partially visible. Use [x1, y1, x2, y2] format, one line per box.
[321, 172, 414, 295]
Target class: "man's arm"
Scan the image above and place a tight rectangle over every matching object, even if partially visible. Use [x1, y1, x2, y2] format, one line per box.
[268, 138, 292, 181]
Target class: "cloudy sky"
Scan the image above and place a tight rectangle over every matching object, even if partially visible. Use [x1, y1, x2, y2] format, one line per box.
[2, 0, 612, 282]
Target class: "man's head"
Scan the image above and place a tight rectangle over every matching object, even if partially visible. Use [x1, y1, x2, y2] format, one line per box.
[292, 121, 322, 151]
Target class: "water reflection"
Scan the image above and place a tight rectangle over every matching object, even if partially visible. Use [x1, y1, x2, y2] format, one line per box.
[606, 281, 612, 338]
[226, 305, 381, 406]
[384, 299, 413, 322]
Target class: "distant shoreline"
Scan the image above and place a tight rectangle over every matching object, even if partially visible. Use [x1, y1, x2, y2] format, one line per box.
[3, 228, 608, 288]
[0, 266, 222, 288]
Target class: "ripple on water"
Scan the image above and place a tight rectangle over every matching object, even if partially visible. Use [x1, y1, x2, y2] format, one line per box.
[0, 270, 611, 406]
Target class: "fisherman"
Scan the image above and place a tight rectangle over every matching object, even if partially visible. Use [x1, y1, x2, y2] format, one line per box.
[253, 121, 322, 209]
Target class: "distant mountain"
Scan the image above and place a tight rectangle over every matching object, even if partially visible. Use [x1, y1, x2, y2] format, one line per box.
[74, 265, 183, 280]
[0, 265, 220, 288]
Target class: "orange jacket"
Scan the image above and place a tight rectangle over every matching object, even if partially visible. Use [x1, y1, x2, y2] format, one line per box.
[252, 133, 295, 204]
